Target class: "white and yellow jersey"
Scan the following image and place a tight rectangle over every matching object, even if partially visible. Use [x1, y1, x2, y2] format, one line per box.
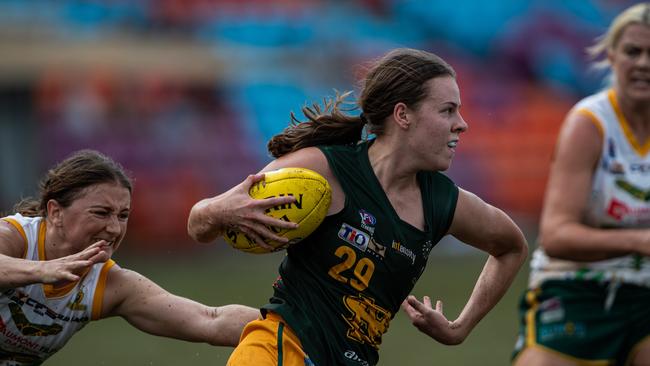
[530, 89, 650, 288]
[0, 214, 114, 365]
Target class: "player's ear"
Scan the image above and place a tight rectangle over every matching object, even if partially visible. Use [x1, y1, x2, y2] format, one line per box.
[393, 103, 410, 130]
[47, 199, 64, 227]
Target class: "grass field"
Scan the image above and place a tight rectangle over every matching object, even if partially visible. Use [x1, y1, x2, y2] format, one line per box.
[46, 241, 530, 366]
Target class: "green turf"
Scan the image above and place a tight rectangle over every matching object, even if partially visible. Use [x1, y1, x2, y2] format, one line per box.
[46, 244, 529, 365]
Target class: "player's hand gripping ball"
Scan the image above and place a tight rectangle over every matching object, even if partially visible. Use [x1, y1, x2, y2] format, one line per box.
[224, 168, 331, 254]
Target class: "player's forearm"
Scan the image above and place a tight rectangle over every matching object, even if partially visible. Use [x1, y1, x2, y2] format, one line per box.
[539, 222, 649, 261]
[0, 255, 43, 290]
[455, 245, 526, 335]
[115, 290, 251, 347]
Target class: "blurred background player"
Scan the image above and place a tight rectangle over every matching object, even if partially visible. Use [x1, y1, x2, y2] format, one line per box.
[188, 48, 529, 366]
[0, 150, 260, 365]
[512, 3, 650, 365]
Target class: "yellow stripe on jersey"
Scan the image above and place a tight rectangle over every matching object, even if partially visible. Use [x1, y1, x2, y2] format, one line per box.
[91, 259, 116, 320]
[608, 89, 650, 156]
[2, 217, 28, 258]
[575, 108, 604, 138]
[38, 220, 93, 299]
[38, 219, 46, 260]
[43, 279, 82, 298]
[38, 220, 75, 298]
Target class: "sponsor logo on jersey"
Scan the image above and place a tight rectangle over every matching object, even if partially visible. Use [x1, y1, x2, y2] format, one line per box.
[607, 198, 650, 221]
[8, 302, 63, 337]
[391, 240, 416, 265]
[604, 160, 625, 175]
[607, 138, 616, 158]
[367, 237, 386, 260]
[343, 294, 391, 349]
[422, 240, 434, 257]
[0, 318, 59, 354]
[5, 290, 88, 323]
[358, 209, 376, 234]
[615, 179, 650, 201]
[538, 322, 586, 342]
[66, 287, 87, 311]
[539, 297, 565, 324]
[630, 163, 650, 174]
[343, 350, 370, 366]
[607, 199, 628, 220]
[272, 275, 283, 289]
[338, 223, 369, 251]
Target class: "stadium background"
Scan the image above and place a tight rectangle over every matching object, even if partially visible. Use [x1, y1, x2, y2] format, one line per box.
[0, 0, 637, 364]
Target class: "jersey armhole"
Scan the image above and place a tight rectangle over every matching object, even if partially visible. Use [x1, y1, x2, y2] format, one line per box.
[91, 259, 116, 320]
[2, 218, 28, 258]
[445, 184, 460, 234]
[575, 108, 604, 139]
[316, 145, 349, 216]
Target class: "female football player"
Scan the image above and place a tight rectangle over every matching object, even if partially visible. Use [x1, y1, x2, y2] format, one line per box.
[0, 149, 264, 365]
[188, 47, 529, 366]
[512, 3, 650, 365]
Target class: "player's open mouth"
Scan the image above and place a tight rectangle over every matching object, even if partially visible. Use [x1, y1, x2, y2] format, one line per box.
[631, 74, 650, 87]
[447, 140, 458, 148]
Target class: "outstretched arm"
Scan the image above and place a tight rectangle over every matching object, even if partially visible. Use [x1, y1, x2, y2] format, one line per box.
[0, 220, 109, 291]
[187, 173, 298, 246]
[102, 266, 259, 346]
[402, 189, 528, 345]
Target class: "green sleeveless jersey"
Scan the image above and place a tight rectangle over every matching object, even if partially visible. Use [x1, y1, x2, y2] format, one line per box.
[262, 141, 459, 366]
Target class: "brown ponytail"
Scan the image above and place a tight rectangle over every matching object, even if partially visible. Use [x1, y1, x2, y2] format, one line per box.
[267, 91, 365, 158]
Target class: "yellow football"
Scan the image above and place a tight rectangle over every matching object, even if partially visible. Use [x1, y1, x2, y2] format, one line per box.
[223, 167, 331, 254]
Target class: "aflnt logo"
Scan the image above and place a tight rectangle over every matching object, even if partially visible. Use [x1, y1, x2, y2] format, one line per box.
[338, 223, 369, 251]
[359, 209, 376, 234]
[359, 209, 376, 225]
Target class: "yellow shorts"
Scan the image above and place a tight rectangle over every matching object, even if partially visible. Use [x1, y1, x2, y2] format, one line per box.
[227, 312, 314, 366]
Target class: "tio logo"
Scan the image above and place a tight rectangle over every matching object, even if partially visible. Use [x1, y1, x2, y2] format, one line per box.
[338, 223, 369, 251]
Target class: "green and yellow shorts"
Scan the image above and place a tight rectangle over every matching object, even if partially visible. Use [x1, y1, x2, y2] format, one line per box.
[512, 280, 650, 365]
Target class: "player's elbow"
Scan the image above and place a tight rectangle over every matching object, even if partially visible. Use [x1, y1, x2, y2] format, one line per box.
[187, 221, 208, 243]
[499, 229, 528, 266]
[205, 306, 234, 347]
[188, 225, 215, 244]
[537, 222, 570, 258]
[187, 204, 217, 244]
[516, 236, 529, 265]
[487, 215, 528, 262]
